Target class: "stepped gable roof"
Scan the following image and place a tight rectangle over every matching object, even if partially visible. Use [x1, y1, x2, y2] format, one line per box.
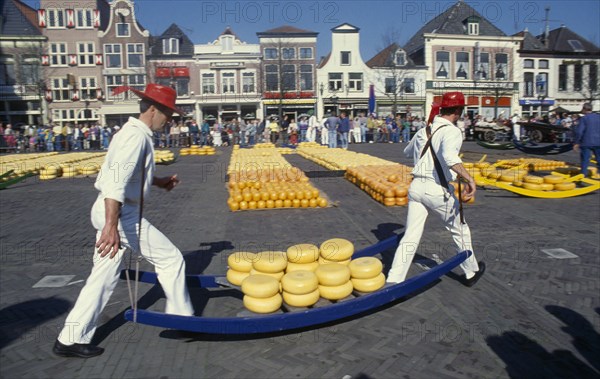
[513, 29, 549, 52]
[257, 25, 318, 37]
[2, 0, 42, 36]
[317, 53, 331, 69]
[149, 23, 194, 57]
[541, 26, 600, 53]
[404, 0, 506, 56]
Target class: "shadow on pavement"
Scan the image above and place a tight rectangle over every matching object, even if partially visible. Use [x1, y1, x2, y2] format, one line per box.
[486, 306, 600, 378]
[0, 297, 71, 350]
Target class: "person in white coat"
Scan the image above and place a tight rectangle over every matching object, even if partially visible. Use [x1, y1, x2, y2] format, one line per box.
[386, 91, 485, 286]
[54, 84, 194, 358]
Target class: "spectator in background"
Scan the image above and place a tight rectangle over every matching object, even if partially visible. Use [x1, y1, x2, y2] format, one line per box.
[324, 112, 340, 148]
[574, 103, 600, 178]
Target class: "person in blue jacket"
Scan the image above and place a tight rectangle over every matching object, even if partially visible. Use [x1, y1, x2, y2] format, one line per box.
[574, 103, 600, 178]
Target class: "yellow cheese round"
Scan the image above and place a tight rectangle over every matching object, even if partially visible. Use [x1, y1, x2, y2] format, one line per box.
[39, 174, 57, 180]
[227, 252, 256, 273]
[286, 244, 319, 264]
[226, 269, 250, 286]
[540, 183, 554, 191]
[523, 182, 543, 190]
[318, 257, 351, 266]
[554, 182, 576, 191]
[286, 261, 319, 273]
[523, 175, 544, 184]
[243, 293, 282, 314]
[543, 175, 564, 184]
[249, 269, 284, 281]
[315, 263, 351, 286]
[282, 289, 320, 307]
[241, 274, 280, 298]
[318, 281, 353, 300]
[253, 251, 288, 273]
[281, 270, 319, 295]
[351, 273, 386, 293]
[348, 257, 383, 279]
[319, 238, 354, 261]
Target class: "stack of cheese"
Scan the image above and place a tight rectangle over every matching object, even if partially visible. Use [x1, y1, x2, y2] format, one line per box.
[281, 270, 320, 307]
[348, 257, 385, 293]
[315, 238, 355, 300]
[286, 244, 320, 272]
[226, 252, 256, 286]
[241, 274, 282, 314]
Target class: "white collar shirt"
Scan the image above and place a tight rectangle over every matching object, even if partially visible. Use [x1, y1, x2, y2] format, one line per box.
[404, 116, 463, 184]
[95, 117, 155, 205]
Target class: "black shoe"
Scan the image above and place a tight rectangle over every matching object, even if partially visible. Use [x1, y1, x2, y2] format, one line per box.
[53, 340, 104, 358]
[461, 262, 486, 287]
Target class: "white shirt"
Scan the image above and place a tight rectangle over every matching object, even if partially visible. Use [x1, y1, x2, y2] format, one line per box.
[95, 117, 155, 205]
[404, 116, 463, 184]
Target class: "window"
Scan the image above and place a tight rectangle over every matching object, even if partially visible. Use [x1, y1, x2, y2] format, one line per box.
[175, 77, 189, 97]
[202, 73, 215, 94]
[221, 36, 233, 51]
[242, 72, 255, 93]
[574, 64, 583, 91]
[50, 43, 68, 66]
[476, 53, 489, 80]
[590, 64, 598, 92]
[106, 75, 124, 100]
[76, 9, 93, 28]
[265, 65, 278, 91]
[282, 48, 295, 60]
[468, 22, 479, 35]
[79, 77, 97, 100]
[163, 38, 179, 55]
[435, 51, 449, 78]
[52, 109, 77, 124]
[104, 44, 121, 68]
[47, 9, 65, 28]
[538, 60, 549, 69]
[222, 72, 235, 93]
[495, 53, 508, 80]
[456, 52, 469, 80]
[127, 44, 144, 68]
[299, 48, 312, 59]
[264, 48, 277, 60]
[568, 40, 585, 52]
[341, 51, 350, 65]
[128, 74, 145, 92]
[395, 51, 406, 66]
[524, 72, 534, 97]
[21, 56, 40, 85]
[0, 55, 16, 86]
[558, 64, 568, 91]
[78, 42, 95, 66]
[282, 65, 296, 91]
[300, 65, 312, 91]
[524, 59, 534, 68]
[536, 73, 548, 96]
[116, 23, 130, 37]
[328, 73, 342, 91]
[52, 77, 71, 101]
[403, 78, 415, 94]
[348, 73, 362, 91]
[385, 78, 396, 93]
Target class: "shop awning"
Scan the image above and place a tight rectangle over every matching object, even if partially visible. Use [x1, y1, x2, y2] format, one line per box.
[263, 99, 316, 105]
[156, 67, 171, 78]
[173, 67, 190, 77]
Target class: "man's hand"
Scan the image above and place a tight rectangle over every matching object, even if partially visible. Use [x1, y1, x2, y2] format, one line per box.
[460, 179, 476, 201]
[573, 144, 580, 153]
[153, 175, 180, 191]
[96, 224, 121, 258]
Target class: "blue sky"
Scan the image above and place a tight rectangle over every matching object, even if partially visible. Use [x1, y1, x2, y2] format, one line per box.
[25, 0, 600, 60]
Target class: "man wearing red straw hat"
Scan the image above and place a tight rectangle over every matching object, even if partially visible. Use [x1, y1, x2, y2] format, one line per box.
[386, 91, 485, 286]
[54, 84, 194, 358]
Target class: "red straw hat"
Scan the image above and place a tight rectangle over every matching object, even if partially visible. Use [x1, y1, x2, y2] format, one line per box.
[440, 91, 466, 108]
[112, 84, 186, 115]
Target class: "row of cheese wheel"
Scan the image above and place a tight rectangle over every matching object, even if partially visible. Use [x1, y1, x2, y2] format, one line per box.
[180, 146, 216, 156]
[345, 164, 412, 207]
[482, 171, 578, 191]
[226, 239, 386, 313]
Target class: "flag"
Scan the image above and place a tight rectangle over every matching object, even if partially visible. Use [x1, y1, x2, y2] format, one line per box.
[368, 84, 376, 115]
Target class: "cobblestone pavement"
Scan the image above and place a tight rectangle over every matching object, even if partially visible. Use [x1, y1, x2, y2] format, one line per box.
[1, 142, 599, 379]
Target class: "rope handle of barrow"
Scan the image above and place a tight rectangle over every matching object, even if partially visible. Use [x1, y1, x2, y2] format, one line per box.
[457, 177, 466, 225]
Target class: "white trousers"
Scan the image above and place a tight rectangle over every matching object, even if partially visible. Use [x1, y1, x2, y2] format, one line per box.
[387, 179, 480, 283]
[58, 197, 193, 345]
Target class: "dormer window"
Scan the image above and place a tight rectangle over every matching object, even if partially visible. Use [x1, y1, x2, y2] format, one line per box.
[394, 50, 406, 66]
[466, 16, 480, 36]
[163, 38, 179, 55]
[221, 35, 233, 51]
